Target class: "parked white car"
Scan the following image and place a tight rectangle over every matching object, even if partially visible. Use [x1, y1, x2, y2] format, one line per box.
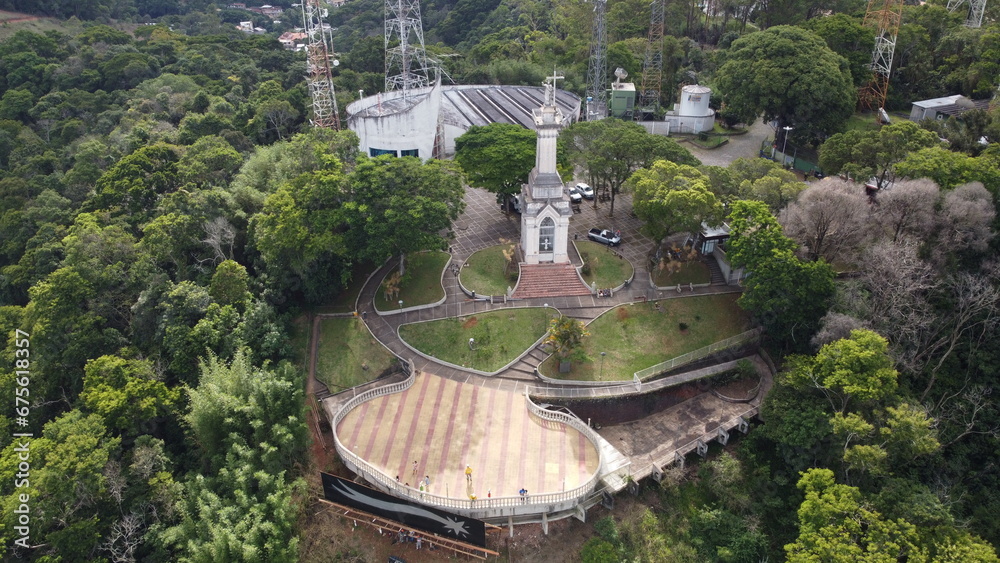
[567, 186, 583, 204]
[576, 183, 594, 200]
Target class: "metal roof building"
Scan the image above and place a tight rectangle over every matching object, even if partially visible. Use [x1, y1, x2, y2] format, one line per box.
[346, 81, 581, 159]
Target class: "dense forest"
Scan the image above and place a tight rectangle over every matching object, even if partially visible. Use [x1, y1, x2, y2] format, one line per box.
[0, 0, 999, 561]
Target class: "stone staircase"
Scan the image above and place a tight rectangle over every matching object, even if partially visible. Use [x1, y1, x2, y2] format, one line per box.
[701, 255, 726, 285]
[513, 263, 593, 299]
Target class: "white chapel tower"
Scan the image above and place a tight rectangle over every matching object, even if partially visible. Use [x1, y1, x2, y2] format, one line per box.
[521, 73, 572, 264]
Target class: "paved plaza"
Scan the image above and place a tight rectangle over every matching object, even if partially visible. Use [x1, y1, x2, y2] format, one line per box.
[336, 372, 600, 501]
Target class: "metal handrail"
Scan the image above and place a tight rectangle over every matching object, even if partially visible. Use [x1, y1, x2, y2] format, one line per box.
[633, 328, 762, 381]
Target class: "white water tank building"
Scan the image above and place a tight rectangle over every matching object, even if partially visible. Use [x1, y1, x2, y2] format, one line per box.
[663, 84, 715, 134]
[345, 80, 581, 159]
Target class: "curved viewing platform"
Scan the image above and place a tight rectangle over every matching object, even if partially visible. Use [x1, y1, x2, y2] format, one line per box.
[333, 371, 603, 521]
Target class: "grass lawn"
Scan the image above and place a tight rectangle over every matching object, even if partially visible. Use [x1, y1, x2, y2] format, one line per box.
[539, 293, 751, 381]
[315, 261, 377, 314]
[289, 314, 312, 371]
[316, 317, 397, 391]
[375, 251, 449, 311]
[0, 11, 83, 40]
[713, 122, 747, 134]
[650, 259, 711, 287]
[844, 112, 880, 133]
[398, 308, 554, 372]
[578, 241, 634, 289]
[460, 245, 518, 296]
[690, 135, 728, 149]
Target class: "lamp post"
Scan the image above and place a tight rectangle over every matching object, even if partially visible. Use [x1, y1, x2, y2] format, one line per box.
[781, 125, 793, 168]
[600, 352, 607, 380]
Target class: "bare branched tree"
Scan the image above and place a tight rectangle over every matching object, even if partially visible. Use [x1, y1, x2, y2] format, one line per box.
[917, 271, 1000, 400]
[873, 178, 939, 243]
[811, 312, 870, 348]
[936, 383, 1000, 447]
[103, 511, 145, 563]
[779, 178, 871, 263]
[104, 460, 126, 506]
[202, 217, 236, 264]
[935, 182, 996, 260]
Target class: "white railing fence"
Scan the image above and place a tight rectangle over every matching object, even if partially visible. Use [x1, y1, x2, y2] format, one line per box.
[632, 328, 762, 381]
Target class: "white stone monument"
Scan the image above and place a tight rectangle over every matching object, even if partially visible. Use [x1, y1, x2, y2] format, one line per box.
[521, 72, 572, 264]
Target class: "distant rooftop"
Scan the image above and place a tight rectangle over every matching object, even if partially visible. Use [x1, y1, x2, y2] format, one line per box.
[912, 94, 990, 117]
[348, 85, 580, 130]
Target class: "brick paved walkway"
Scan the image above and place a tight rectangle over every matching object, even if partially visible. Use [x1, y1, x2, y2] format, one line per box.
[336, 372, 600, 501]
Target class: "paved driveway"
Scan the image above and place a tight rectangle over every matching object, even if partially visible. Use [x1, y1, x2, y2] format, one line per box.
[682, 119, 774, 167]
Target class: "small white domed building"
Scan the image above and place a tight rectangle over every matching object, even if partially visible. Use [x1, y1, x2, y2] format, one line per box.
[663, 84, 715, 134]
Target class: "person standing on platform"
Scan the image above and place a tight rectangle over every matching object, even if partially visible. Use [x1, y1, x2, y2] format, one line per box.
[465, 465, 473, 483]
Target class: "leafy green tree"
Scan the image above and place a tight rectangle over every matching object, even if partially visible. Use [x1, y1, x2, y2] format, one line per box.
[785, 329, 898, 414]
[801, 14, 875, 87]
[729, 158, 805, 212]
[176, 135, 243, 188]
[819, 121, 941, 189]
[454, 123, 535, 214]
[250, 157, 351, 303]
[168, 351, 306, 562]
[714, 26, 855, 141]
[627, 159, 722, 243]
[0, 410, 121, 561]
[895, 146, 1000, 195]
[724, 200, 797, 270]
[88, 142, 181, 226]
[740, 248, 835, 348]
[561, 119, 699, 216]
[80, 355, 180, 437]
[786, 468, 923, 562]
[209, 259, 251, 310]
[157, 281, 240, 383]
[344, 156, 465, 276]
[21, 267, 118, 405]
[727, 201, 834, 347]
[544, 315, 589, 365]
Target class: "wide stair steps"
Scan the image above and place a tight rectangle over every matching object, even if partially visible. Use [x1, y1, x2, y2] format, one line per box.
[702, 255, 726, 285]
[513, 263, 593, 299]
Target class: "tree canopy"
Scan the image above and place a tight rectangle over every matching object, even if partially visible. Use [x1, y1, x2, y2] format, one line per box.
[714, 26, 855, 141]
[627, 159, 722, 243]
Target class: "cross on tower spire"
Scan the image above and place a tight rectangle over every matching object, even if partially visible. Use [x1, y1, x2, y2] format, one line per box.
[544, 70, 564, 108]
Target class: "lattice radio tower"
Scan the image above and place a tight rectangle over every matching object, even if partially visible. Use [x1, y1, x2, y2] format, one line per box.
[385, 0, 432, 95]
[585, 0, 608, 121]
[859, 0, 904, 122]
[301, 0, 340, 129]
[636, 0, 664, 121]
[946, 0, 987, 28]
